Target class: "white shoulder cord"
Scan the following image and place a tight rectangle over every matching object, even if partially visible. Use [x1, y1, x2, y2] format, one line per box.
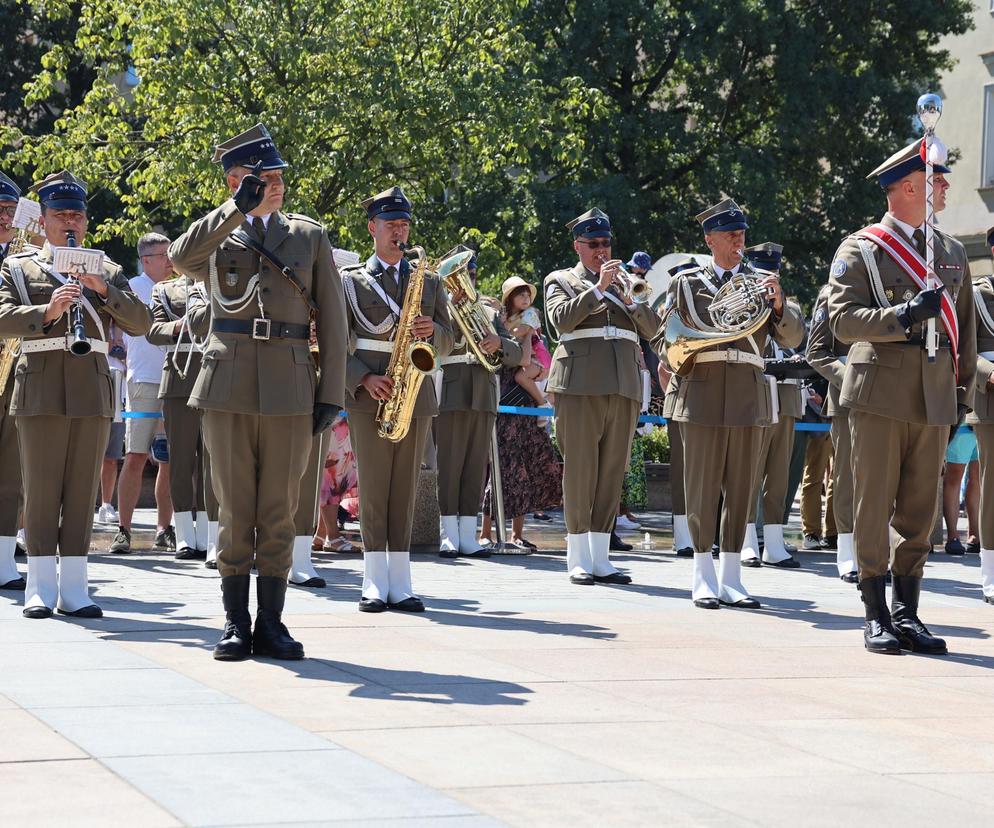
[856, 239, 890, 308]
[343, 270, 395, 336]
[171, 281, 211, 379]
[974, 282, 994, 338]
[209, 250, 263, 314]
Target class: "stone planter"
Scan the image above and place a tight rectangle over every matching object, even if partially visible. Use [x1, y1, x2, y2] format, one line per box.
[644, 461, 672, 512]
[411, 467, 441, 552]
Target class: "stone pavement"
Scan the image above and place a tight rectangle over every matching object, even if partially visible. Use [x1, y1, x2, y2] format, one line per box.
[1, 508, 993, 827]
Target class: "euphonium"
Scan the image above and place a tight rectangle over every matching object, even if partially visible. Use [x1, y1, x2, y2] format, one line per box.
[376, 243, 440, 442]
[441, 248, 500, 372]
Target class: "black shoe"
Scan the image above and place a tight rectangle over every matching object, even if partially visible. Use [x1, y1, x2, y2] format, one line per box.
[213, 574, 252, 661]
[57, 604, 103, 619]
[610, 533, 632, 552]
[966, 539, 981, 555]
[155, 526, 176, 551]
[822, 535, 838, 551]
[439, 548, 459, 558]
[841, 571, 859, 584]
[205, 559, 218, 570]
[109, 526, 132, 554]
[289, 575, 326, 588]
[711, 543, 720, 558]
[593, 572, 632, 585]
[0, 576, 25, 590]
[569, 573, 595, 585]
[389, 596, 425, 612]
[22, 605, 53, 619]
[174, 545, 200, 561]
[741, 556, 762, 568]
[14, 543, 25, 558]
[719, 596, 761, 609]
[693, 597, 720, 609]
[859, 575, 902, 654]
[984, 594, 994, 605]
[532, 512, 552, 522]
[764, 557, 801, 569]
[358, 597, 387, 613]
[253, 576, 304, 659]
[891, 575, 947, 655]
[675, 546, 694, 557]
[945, 538, 966, 557]
[801, 534, 823, 551]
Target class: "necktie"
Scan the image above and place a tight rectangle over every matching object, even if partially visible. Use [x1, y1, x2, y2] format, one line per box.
[384, 265, 399, 302]
[913, 229, 926, 259]
[252, 216, 266, 243]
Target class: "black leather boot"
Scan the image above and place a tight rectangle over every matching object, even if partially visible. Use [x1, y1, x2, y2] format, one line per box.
[253, 576, 304, 660]
[859, 575, 901, 654]
[213, 575, 252, 661]
[892, 575, 947, 655]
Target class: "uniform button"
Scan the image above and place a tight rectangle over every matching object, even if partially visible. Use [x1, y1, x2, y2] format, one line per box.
[262, 287, 271, 294]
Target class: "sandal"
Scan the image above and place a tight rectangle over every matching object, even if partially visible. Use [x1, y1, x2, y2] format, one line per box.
[511, 537, 537, 550]
[311, 538, 324, 551]
[323, 537, 356, 553]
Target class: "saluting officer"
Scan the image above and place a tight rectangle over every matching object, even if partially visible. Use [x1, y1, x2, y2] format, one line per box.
[169, 124, 348, 661]
[738, 242, 803, 569]
[0, 172, 25, 591]
[437, 248, 522, 558]
[967, 225, 994, 604]
[147, 274, 217, 561]
[827, 141, 976, 655]
[545, 208, 660, 585]
[654, 199, 803, 609]
[340, 187, 453, 613]
[807, 283, 857, 582]
[0, 171, 151, 618]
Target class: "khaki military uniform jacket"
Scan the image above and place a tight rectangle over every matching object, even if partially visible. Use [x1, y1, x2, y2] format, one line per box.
[826, 213, 976, 425]
[654, 263, 804, 427]
[342, 254, 453, 416]
[807, 284, 850, 417]
[167, 199, 347, 416]
[147, 276, 211, 400]
[0, 243, 151, 417]
[439, 307, 521, 414]
[544, 262, 660, 402]
[968, 276, 994, 425]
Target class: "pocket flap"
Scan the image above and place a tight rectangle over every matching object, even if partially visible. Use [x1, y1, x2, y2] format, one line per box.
[204, 340, 236, 361]
[292, 344, 314, 365]
[848, 343, 902, 369]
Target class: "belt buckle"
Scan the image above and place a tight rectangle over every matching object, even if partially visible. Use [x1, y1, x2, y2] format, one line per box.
[252, 318, 272, 341]
[604, 325, 619, 340]
[726, 349, 740, 362]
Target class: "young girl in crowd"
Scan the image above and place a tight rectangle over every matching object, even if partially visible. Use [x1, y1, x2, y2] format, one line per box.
[502, 277, 552, 407]
[312, 412, 360, 553]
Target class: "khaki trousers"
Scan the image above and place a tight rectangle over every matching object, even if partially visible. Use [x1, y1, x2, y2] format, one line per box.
[849, 409, 945, 579]
[975, 423, 994, 549]
[747, 416, 794, 524]
[436, 409, 495, 516]
[350, 411, 431, 552]
[667, 419, 685, 515]
[293, 431, 330, 536]
[799, 431, 834, 536]
[682, 421, 764, 555]
[162, 397, 213, 514]
[18, 415, 109, 557]
[555, 393, 638, 534]
[202, 411, 312, 578]
[830, 414, 854, 535]
[0, 385, 21, 535]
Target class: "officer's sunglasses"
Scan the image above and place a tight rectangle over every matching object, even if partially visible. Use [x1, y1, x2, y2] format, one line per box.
[0, 206, 16, 219]
[579, 239, 613, 249]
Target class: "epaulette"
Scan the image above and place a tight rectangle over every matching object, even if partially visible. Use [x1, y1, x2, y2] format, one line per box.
[544, 268, 574, 282]
[284, 213, 323, 228]
[339, 262, 365, 275]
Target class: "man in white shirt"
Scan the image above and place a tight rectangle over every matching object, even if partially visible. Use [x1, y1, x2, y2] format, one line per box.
[109, 233, 174, 554]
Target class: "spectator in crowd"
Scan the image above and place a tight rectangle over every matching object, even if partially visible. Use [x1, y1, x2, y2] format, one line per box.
[943, 429, 980, 556]
[313, 412, 360, 553]
[503, 278, 551, 407]
[97, 320, 127, 525]
[799, 382, 837, 550]
[109, 233, 174, 554]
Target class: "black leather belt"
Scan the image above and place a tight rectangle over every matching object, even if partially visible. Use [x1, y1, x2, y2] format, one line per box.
[212, 318, 309, 341]
[904, 334, 951, 349]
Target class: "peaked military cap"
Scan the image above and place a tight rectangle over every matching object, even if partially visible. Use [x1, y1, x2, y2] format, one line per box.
[987, 225, 994, 249]
[362, 186, 412, 221]
[31, 170, 87, 211]
[867, 140, 950, 188]
[696, 198, 748, 233]
[212, 123, 288, 172]
[744, 241, 784, 272]
[567, 207, 611, 239]
[0, 172, 20, 203]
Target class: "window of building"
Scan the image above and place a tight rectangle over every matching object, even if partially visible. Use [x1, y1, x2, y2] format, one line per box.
[984, 83, 994, 188]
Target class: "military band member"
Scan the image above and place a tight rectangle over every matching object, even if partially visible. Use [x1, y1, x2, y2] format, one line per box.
[970, 225, 994, 604]
[289, 430, 331, 587]
[169, 124, 348, 660]
[437, 248, 521, 558]
[147, 273, 216, 561]
[739, 243, 802, 569]
[654, 199, 803, 609]
[807, 284, 857, 582]
[341, 187, 453, 612]
[0, 172, 25, 590]
[0, 171, 152, 617]
[827, 141, 976, 654]
[545, 208, 660, 585]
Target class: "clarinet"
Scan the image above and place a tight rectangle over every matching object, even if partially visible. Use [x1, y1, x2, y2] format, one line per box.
[64, 230, 91, 356]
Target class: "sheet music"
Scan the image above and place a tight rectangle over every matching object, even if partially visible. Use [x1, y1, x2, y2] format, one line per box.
[11, 198, 41, 232]
[52, 245, 105, 276]
[333, 248, 361, 269]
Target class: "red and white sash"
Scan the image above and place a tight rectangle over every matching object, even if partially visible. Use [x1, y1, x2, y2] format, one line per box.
[857, 223, 959, 375]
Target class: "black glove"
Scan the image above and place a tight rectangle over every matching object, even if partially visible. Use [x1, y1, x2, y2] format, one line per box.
[313, 402, 341, 436]
[895, 286, 943, 329]
[949, 403, 970, 445]
[232, 160, 266, 215]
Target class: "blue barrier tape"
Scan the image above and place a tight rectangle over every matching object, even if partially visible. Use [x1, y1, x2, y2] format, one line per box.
[120, 412, 163, 419]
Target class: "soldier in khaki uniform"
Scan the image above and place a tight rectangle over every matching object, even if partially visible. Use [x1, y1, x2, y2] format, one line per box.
[969, 226, 994, 604]
[653, 199, 803, 609]
[0, 172, 25, 591]
[0, 171, 152, 618]
[807, 284, 857, 582]
[147, 275, 216, 561]
[341, 187, 453, 613]
[436, 249, 521, 558]
[738, 243, 803, 569]
[545, 208, 660, 585]
[169, 124, 348, 660]
[827, 141, 976, 655]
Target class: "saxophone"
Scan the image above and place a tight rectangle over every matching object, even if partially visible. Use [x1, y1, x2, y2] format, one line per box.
[0, 223, 40, 394]
[375, 244, 440, 442]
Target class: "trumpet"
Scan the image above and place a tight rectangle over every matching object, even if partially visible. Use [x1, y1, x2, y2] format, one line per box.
[596, 255, 650, 304]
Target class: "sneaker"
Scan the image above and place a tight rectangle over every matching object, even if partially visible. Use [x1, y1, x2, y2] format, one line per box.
[945, 538, 966, 557]
[155, 526, 176, 551]
[801, 533, 823, 551]
[110, 526, 132, 554]
[616, 514, 642, 531]
[96, 503, 119, 525]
